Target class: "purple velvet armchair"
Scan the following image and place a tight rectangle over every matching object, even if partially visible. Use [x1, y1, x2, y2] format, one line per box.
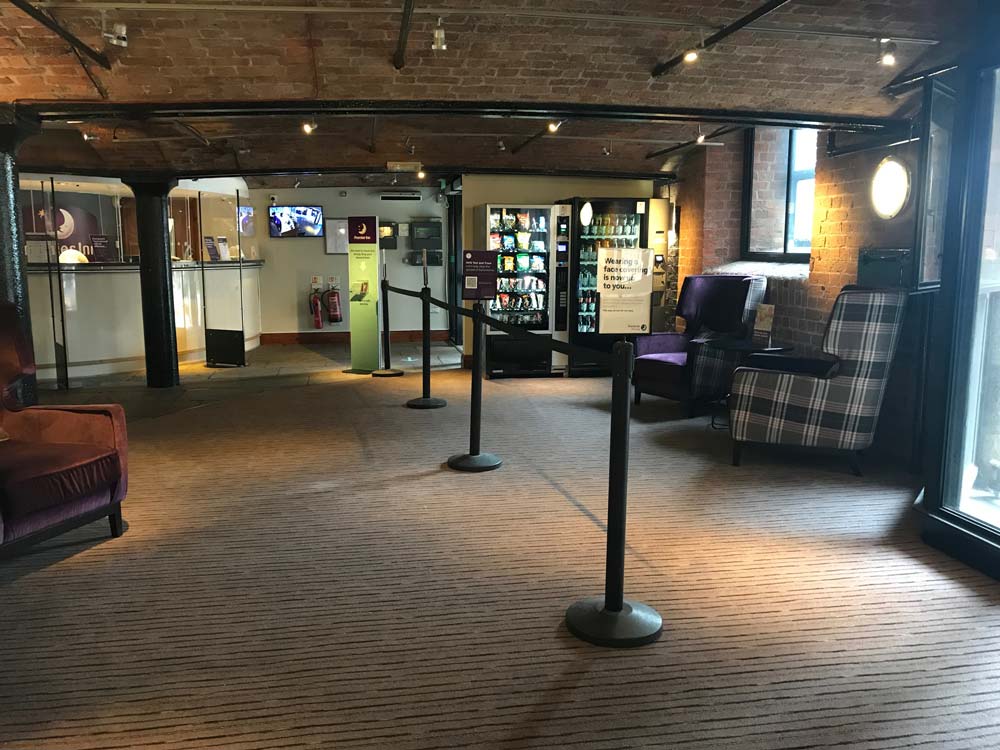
[633, 274, 766, 416]
[0, 305, 128, 558]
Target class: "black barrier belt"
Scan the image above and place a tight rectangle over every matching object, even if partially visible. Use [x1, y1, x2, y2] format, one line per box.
[385, 284, 614, 366]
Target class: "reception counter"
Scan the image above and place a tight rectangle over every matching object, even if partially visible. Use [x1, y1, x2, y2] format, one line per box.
[28, 261, 263, 380]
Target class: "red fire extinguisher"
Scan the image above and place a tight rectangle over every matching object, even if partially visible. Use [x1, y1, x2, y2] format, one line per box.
[322, 288, 342, 324]
[309, 289, 323, 329]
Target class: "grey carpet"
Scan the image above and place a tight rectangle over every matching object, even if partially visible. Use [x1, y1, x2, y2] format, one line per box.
[2, 369, 1000, 749]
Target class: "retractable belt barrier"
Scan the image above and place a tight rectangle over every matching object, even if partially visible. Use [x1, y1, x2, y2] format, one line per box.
[380, 281, 662, 649]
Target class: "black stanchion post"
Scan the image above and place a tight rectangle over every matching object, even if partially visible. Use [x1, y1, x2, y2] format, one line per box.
[406, 286, 447, 409]
[447, 302, 502, 472]
[373, 269, 403, 378]
[565, 340, 662, 648]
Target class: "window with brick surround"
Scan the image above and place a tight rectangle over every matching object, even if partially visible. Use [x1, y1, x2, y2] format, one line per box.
[741, 127, 817, 262]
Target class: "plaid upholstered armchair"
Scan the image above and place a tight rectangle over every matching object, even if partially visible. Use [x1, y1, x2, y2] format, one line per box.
[633, 274, 767, 416]
[729, 287, 906, 474]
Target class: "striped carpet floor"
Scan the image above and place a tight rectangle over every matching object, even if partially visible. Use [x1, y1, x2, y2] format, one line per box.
[3, 368, 1000, 749]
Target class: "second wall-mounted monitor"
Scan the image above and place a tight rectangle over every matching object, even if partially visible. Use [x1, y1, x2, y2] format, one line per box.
[268, 205, 325, 238]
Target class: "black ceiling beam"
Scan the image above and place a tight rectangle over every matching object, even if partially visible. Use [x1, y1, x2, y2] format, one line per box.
[7, 0, 111, 70]
[19, 99, 904, 133]
[391, 0, 416, 70]
[644, 126, 742, 159]
[651, 0, 793, 78]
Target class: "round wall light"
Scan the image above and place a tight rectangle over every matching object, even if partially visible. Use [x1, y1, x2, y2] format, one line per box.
[871, 156, 911, 220]
[579, 201, 594, 227]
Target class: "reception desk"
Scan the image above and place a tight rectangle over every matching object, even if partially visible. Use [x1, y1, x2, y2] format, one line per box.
[28, 261, 263, 380]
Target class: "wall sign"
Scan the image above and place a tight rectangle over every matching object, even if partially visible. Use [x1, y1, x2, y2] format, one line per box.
[89, 234, 115, 263]
[203, 236, 220, 261]
[462, 250, 500, 300]
[597, 247, 652, 334]
[348, 215, 381, 373]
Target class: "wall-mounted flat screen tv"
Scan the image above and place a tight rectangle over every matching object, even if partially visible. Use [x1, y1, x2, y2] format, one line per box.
[268, 205, 325, 238]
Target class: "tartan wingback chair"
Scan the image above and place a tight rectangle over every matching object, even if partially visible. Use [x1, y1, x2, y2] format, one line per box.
[728, 286, 907, 474]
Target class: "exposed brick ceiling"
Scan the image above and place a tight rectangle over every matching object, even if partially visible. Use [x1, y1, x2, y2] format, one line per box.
[2, 0, 973, 181]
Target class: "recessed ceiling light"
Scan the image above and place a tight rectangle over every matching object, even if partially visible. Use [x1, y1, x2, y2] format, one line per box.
[683, 50, 699, 63]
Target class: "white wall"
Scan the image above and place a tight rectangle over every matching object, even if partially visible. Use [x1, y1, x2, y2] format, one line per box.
[249, 186, 448, 334]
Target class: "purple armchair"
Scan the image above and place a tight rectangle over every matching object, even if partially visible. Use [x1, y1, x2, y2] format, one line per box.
[633, 274, 766, 416]
[0, 305, 128, 558]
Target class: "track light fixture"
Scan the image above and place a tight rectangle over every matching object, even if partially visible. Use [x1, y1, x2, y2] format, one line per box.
[431, 17, 447, 51]
[879, 38, 897, 66]
[302, 119, 318, 135]
[696, 127, 706, 144]
[602, 142, 613, 157]
[82, 133, 97, 142]
[497, 138, 506, 152]
[417, 170, 426, 179]
[547, 121, 563, 133]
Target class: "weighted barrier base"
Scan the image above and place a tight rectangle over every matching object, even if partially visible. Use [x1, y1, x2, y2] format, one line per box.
[407, 396, 447, 409]
[372, 368, 405, 378]
[447, 452, 502, 472]
[565, 596, 662, 648]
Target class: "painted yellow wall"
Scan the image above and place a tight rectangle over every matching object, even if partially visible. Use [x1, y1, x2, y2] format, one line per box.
[459, 174, 654, 354]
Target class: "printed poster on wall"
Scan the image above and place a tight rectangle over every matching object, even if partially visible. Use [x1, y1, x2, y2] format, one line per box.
[597, 247, 652, 335]
[461, 251, 499, 300]
[348, 215, 381, 373]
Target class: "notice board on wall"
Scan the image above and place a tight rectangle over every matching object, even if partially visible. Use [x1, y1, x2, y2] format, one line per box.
[597, 247, 652, 335]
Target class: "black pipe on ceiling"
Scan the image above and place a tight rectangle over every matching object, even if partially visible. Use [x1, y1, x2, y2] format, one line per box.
[8, 0, 111, 69]
[651, 0, 793, 78]
[644, 126, 742, 159]
[392, 0, 416, 70]
[882, 62, 959, 97]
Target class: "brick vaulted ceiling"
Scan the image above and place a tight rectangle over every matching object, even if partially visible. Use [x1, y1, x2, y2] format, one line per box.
[1, 0, 975, 180]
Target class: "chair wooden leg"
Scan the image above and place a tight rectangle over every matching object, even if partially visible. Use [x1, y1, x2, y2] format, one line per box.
[109, 506, 124, 538]
[848, 451, 863, 477]
[732, 441, 742, 467]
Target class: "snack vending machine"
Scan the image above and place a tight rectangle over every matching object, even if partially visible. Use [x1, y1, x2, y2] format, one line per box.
[473, 204, 558, 377]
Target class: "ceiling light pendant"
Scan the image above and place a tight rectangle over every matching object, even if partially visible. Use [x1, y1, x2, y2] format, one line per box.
[302, 119, 318, 135]
[879, 38, 897, 66]
[432, 17, 447, 51]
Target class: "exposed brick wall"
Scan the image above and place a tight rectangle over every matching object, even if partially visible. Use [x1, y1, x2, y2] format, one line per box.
[676, 131, 744, 292]
[771, 141, 918, 352]
[749, 129, 789, 254]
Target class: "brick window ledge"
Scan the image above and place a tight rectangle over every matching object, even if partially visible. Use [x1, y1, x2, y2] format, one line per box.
[704, 260, 809, 281]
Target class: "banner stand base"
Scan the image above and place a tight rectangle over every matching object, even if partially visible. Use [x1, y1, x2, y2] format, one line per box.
[447, 452, 502, 472]
[372, 369, 404, 378]
[407, 397, 447, 409]
[565, 596, 662, 648]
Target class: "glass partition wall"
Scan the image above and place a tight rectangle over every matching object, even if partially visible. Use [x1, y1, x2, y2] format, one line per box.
[920, 11, 1000, 576]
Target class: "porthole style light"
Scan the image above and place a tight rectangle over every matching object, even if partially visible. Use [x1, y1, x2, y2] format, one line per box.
[871, 156, 910, 219]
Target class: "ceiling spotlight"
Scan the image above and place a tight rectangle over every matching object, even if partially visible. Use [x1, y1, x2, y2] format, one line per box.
[879, 40, 897, 66]
[683, 49, 699, 63]
[497, 138, 506, 152]
[102, 18, 128, 48]
[602, 143, 613, 157]
[696, 128, 706, 144]
[302, 120, 318, 135]
[432, 17, 447, 51]
[293, 180, 301, 189]
[391, 175, 398, 186]
[417, 170, 426, 179]
[82, 133, 98, 142]
[66, 120, 83, 125]
[547, 121, 563, 133]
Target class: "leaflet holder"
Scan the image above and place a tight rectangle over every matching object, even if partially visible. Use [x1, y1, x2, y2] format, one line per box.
[200, 190, 246, 368]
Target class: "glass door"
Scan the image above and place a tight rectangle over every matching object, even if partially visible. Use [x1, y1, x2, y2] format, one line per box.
[943, 67, 1000, 528]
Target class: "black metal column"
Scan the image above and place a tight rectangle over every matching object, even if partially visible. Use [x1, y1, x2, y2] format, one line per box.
[447, 303, 501, 472]
[0, 108, 40, 405]
[372, 271, 403, 377]
[126, 179, 180, 388]
[406, 286, 446, 409]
